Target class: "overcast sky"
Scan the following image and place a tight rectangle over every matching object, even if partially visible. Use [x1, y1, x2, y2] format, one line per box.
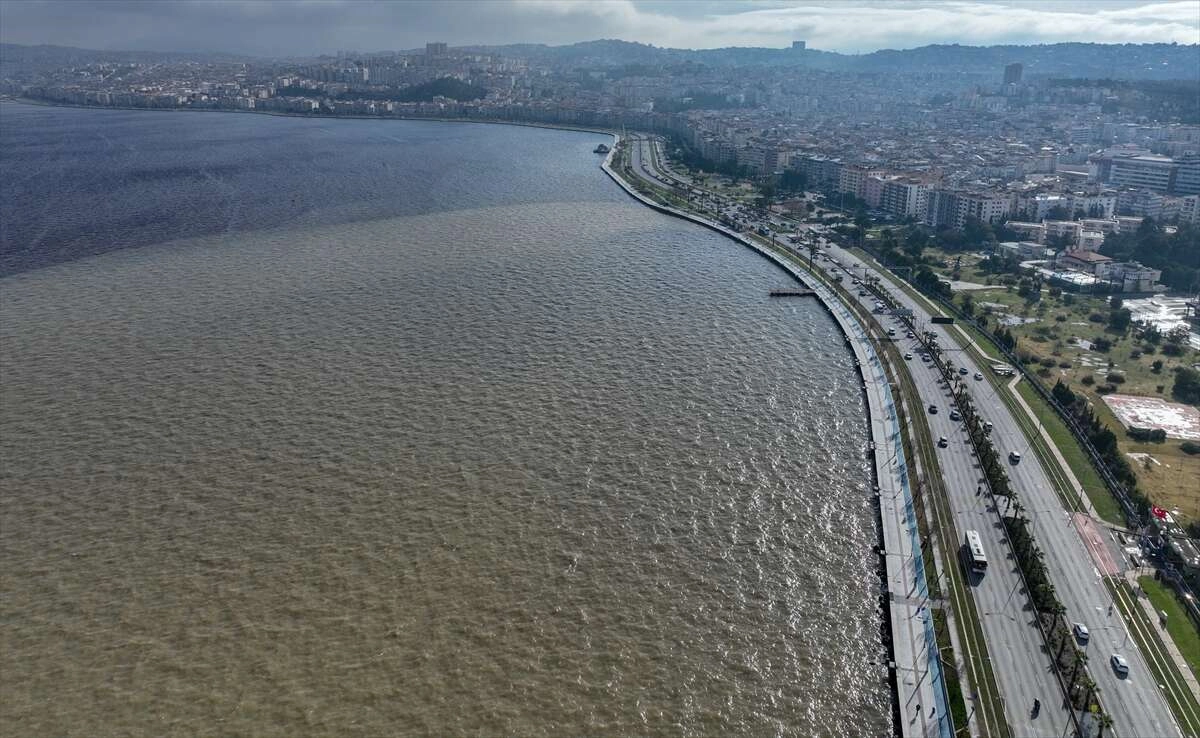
[1, 0, 1197, 56]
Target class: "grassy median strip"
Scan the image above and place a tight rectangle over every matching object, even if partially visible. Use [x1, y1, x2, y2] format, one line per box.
[900, 359, 1009, 738]
[1139, 576, 1200, 679]
[1012, 381, 1125, 524]
[953, 320, 1124, 527]
[858, 253, 1128, 528]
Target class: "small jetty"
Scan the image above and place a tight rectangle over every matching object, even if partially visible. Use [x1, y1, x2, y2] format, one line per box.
[769, 288, 817, 297]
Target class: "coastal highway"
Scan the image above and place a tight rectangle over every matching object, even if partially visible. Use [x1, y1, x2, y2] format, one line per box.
[614, 136, 951, 738]
[624, 134, 1180, 737]
[624, 134, 1062, 736]
[823, 244, 1179, 738]
[822, 249, 1080, 738]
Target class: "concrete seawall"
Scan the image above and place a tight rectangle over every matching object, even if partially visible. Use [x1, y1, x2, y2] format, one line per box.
[601, 144, 952, 738]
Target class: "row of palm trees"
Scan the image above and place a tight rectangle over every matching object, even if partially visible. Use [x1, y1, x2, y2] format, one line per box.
[853, 241, 1117, 737]
[932, 342, 1117, 735]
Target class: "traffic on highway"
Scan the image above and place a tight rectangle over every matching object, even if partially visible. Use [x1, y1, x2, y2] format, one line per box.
[619, 132, 1188, 738]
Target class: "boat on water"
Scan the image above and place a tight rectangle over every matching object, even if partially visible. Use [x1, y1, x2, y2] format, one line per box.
[593, 143, 610, 154]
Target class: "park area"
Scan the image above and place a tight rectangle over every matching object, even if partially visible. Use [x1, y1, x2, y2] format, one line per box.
[1139, 575, 1200, 680]
[921, 247, 1200, 519]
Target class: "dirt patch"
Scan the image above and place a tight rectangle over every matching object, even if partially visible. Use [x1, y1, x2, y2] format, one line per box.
[1102, 394, 1200, 441]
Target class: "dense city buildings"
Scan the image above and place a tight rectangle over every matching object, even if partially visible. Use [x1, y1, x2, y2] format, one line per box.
[1, 39, 1196, 259]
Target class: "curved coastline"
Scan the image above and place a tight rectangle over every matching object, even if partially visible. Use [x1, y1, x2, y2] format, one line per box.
[0, 100, 944, 733]
[599, 141, 953, 738]
[2, 96, 622, 140]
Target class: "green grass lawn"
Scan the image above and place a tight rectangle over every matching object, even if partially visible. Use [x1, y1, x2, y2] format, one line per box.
[1013, 380, 1127, 525]
[954, 285, 1200, 521]
[1139, 575, 1200, 679]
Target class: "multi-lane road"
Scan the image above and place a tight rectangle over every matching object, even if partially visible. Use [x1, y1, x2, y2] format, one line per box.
[620, 133, 1181, 737]
[829, 244, 1178, 738]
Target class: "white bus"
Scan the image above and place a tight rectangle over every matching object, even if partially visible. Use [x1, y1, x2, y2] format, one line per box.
[964, 530, 988, 574]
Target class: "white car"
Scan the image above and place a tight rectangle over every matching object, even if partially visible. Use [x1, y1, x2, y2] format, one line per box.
[1073, 623, 1090, 643]
[1111, 654, 1129, 675]
[974, 372, 984, 381]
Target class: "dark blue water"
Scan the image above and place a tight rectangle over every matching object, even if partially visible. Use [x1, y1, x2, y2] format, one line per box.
[0, 102, 618, 275]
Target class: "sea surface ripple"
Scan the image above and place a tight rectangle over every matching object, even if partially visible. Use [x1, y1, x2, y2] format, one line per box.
[0, 104, 889, 736]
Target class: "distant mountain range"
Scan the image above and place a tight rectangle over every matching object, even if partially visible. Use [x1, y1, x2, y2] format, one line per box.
[459, 39, 1200, 80]
[3, 39, 1197, 81]
[0, 42, 251, 67]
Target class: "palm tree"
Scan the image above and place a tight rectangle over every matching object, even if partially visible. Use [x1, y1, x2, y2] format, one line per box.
[1080, 677, 1096, 713]
[1068, 652, 1089, 694]
[1097, 712, 1114, 738]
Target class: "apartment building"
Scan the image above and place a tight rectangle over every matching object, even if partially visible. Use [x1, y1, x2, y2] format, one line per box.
[1044, 219, 1083, 243]
[1110, 154, 1175, 191]
[1118, 189, 1165, 219]
[1180, 195, 1200, 226]
[880, 178, 929, 219]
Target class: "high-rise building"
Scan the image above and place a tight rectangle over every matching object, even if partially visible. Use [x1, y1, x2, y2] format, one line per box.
[426, 42, 448, 57]
[1110, 155, 1176, 192]
[1003, 63, 1023, 84]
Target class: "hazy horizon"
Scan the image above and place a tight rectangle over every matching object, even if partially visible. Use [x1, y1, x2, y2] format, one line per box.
[1, 0, 1197, 58]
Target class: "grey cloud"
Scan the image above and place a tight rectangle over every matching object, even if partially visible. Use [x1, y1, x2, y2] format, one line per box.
[0, 0, 1195, 56]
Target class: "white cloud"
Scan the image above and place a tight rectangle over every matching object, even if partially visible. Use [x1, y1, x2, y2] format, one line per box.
[611, 1, 1200, 51]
